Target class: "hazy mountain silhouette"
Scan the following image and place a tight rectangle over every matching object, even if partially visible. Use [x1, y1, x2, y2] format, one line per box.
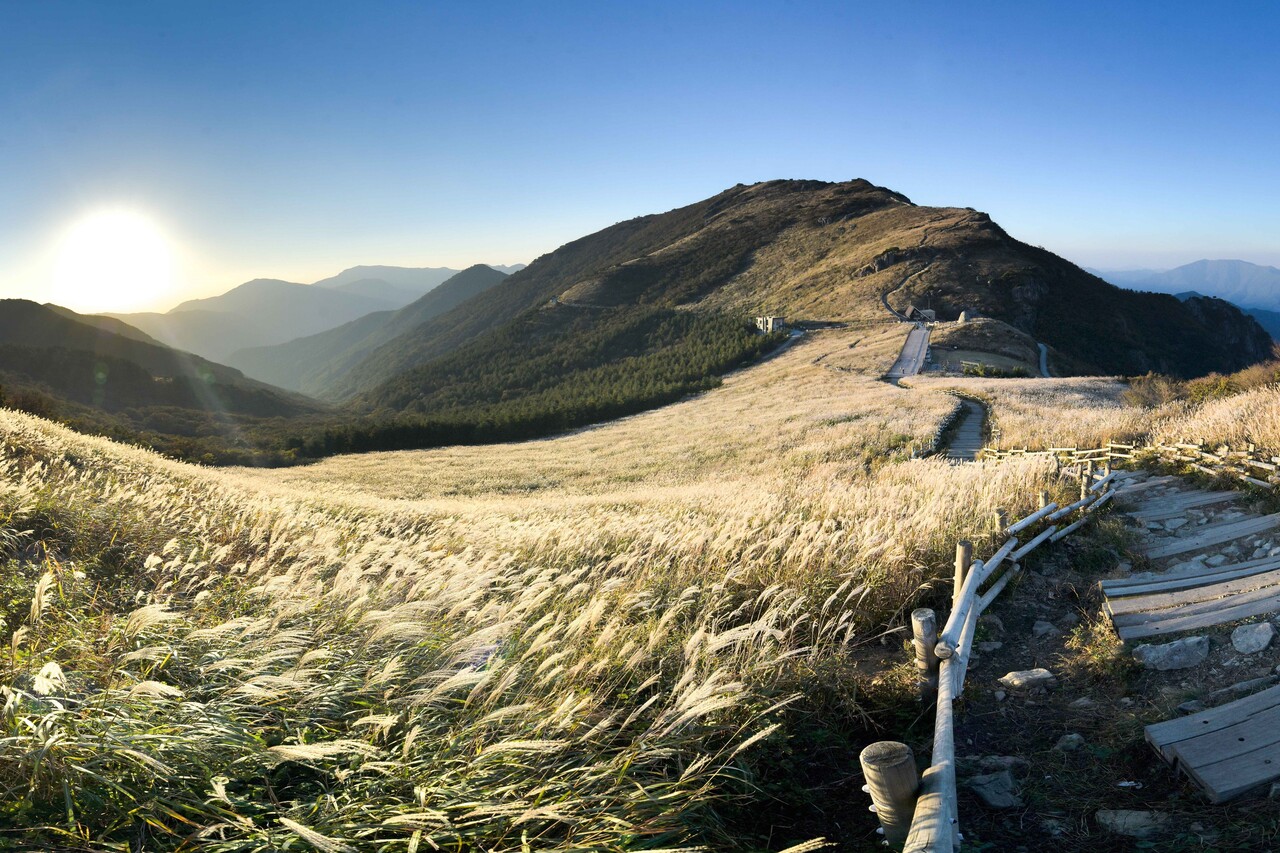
[1094, 260, 1280, 312]
[225, 265, 509, 394]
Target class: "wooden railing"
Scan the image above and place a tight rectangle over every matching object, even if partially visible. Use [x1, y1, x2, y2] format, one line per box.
[861, 461, 1118, 851]
[1147, 441, 1280, 490]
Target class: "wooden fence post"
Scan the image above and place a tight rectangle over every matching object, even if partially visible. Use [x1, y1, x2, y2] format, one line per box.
[954, 541, 973, 605]
[912, 608, 939, 701]
[1038, 490, 1050, 509]
[860, 741, 920, 847]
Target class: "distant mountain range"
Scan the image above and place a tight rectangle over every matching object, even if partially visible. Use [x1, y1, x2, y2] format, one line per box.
[0, 299, 322, 462]
[1090, 260, 1280, 339]
[3, 181, 1272, 464]
[225, 265, 510, 395]
[1090, 260, 1280, 312]
[106, 263, 526, 363]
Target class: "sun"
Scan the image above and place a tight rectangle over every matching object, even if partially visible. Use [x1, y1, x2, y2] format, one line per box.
[51, 210, 176, 313]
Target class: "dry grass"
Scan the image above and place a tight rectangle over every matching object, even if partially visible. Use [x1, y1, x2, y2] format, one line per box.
[0, 329, 1083, 851]
[1152, 384, 1280, 451]
[906, 375, 1148, 449]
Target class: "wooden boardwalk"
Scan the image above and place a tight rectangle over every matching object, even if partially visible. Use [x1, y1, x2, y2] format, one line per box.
[1102, 470, 1280, 801]
[943, 399, 985, 461]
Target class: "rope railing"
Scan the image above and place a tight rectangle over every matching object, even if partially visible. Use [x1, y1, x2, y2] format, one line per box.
[861, 460, 1118, 851]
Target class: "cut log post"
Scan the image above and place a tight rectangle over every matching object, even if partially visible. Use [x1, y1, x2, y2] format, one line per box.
[860, 741, 920, 847]
[994, 508, 1009, 533]
[912, 608, 939, 701]
[1038, 490, 1050, 509]
[954, 540, 973, 605]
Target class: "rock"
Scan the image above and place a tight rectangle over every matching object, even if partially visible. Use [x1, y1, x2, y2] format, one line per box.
[966, 770, 1023, 809]
[1206, 554, 1228, 567]
[1033, 620, 1060, 638]
[1054, 733, 1086, 752]
[1041, 817, 1066, 837]
[998, 668, 1058, 690]
[1209, 675, 1276, 701]
[1270, 782, 1280, 800]
[1069, 697, 1097, 709]
[1060, 612, 1081, 627]
[1232, 622, 1275, 654]
[978, 641, 1003, 653]
[1177, 700, 1206, 714]
[1133, 636, 1210, 671]
[1255, 547, 1270, 560]
[981, 614, 1005, 633]
[1116, 561, 1133, 573]
[962, 755, 1031, 777]
[1096, 809, 1170, 838]
[1270, 546, 1280, 557]
[1146, 521, 1164, 530]
[994, 690, 1007, 702]
[1164, 517, 1189, 530]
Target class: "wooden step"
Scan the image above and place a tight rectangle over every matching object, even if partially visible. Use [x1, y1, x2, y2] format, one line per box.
[1141, 513, 1280, 560]
[1104, 565, 1280, 616]
[1147, 685, 1280, 802]
[1114, 584, 1280, 640]
[1102, 555, 1280, 598]
[1130, 491, 1240, 520]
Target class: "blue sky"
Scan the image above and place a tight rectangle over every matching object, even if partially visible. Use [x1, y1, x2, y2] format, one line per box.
[2, 1, 1279, 311]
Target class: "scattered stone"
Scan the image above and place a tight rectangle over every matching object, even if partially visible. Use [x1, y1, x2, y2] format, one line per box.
[962, 755, 1031, 777]
[1255, 547, 1270, 560]
[998, 668, 1058, 690]
[1209, 675, 1276, 702]
[1146, 521, 1163, 531]
[1232, 622, 1275, 654]
[1177, 700, 1206, 714]
[1069, 697, 1097, 709]
[1270, 782, 1280, 800]
[1033, 620, 1060, 638]
[1119, 697, 1135, 706]
[978, 641, 1003, 653]
[1041, 817, 1066, 837]
[1096, 810, 1170, 839]
[1133, 636, 1210, 671]
[1060, 612, 1081, 627]
[1116, 561, 1133, 573]
[1054, 733, 1086, 752]
[966, 770, 1023, 809]
[1164, 517, 1189, 530]
[981, 614, 1005, 633]
[994, 690, 1007, 702]
[1270, 546, 1280, 557]
[1206, 554, 1229, 567]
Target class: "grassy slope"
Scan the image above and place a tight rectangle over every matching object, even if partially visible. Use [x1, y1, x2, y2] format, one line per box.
[0, 327, 1072, 852]
[324, 180, 1268, 420]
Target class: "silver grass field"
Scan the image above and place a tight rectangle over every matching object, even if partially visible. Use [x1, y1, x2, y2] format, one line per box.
[1, 327, 1268, 851]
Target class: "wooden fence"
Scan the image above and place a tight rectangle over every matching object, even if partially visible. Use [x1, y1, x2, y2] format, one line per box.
[861, 460, 1118, 851]
[864, 437, 1280, 849]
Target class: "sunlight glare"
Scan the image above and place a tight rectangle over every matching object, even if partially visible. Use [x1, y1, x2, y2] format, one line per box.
[51, 210, 175, 312]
